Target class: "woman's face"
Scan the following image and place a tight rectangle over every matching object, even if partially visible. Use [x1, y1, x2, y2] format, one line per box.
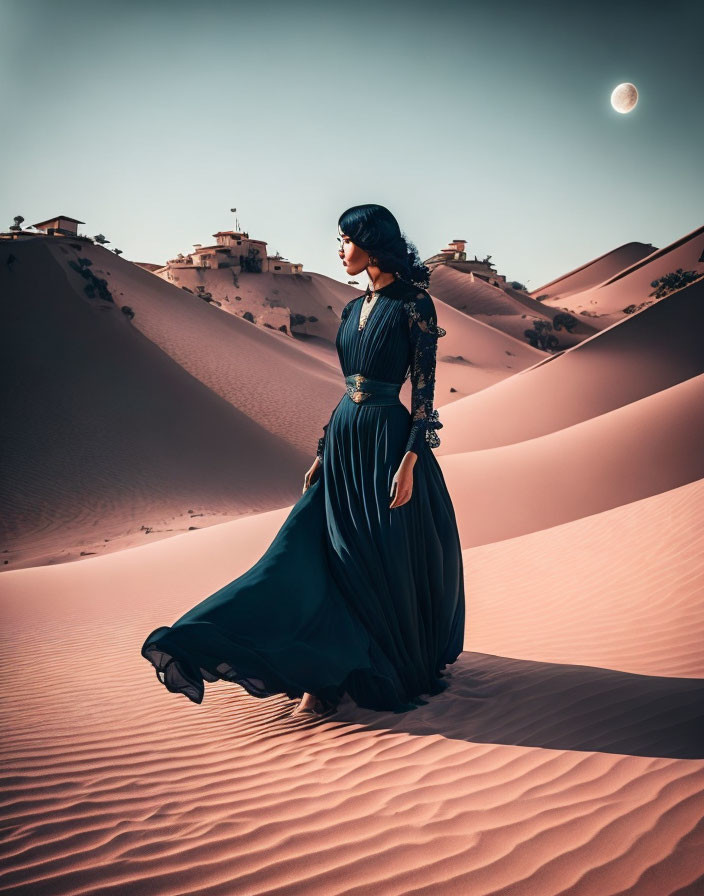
[338, 231, 372, 276]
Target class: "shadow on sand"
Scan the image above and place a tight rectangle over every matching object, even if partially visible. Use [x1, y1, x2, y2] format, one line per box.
[323, 652, 704, 759]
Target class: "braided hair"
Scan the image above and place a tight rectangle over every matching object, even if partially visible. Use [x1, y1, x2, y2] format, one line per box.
[338, 204, 431, 289]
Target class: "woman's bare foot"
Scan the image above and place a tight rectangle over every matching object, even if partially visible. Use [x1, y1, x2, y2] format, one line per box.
[292, 691, 320, 715]
[292, 692, 339, 716]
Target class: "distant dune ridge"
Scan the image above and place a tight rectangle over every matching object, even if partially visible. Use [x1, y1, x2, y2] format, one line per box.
[437, 275, 704, 453]
[427, 263, 600, 346]
[531, 222, 704, 319]
[1, 224, 703, 895]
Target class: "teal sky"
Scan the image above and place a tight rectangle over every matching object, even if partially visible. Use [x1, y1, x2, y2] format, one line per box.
[2, 0, 702, 291]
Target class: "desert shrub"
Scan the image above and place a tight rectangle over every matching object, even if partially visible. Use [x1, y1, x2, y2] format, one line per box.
[69, 257, 114, 303]
[195, 286, 215, 303]
[649, 268, 702, 299]
[524, 318, 560, 351]
[623, 301, 654, 314]
[552, 312, 578, 332]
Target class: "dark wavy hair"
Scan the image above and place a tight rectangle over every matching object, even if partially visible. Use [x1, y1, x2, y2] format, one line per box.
[338, 204, 431, 289]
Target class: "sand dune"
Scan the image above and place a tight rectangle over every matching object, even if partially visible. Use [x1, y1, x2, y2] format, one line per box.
[530, 240, 658, 302]
[0, 240, 317, 570]
[427, 299, 545, 398]
[61, 237, 538, 407]
[467, 476, 704, 679]
[538, 223, 704, 318]
[1, 473, 702, 894]
[2, 227, 703, 894]
[0, 238, 546, 567]
[428, 263, 599, 344]
[438, 276, 704, 452]
[443, 372, 704, 546]
[41, 238, 351, 452]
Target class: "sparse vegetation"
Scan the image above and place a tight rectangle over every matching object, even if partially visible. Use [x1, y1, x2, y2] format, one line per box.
[287, 312, 319, 327]
[622, 301, 654, 315]
[510, 281, 527, 291]
[620, 267, 704, 314]
[9, 215, 24, 232]
[121, 306, 135, 319]
[534, 294, 549, 302]
[194, 285, 222, 307]
[68, 256, 114, 303]
[552, 312, 578, 332]
[524, 318, 560, 352]
[242, 311, 255, 323]
[649, 268, 703, 299]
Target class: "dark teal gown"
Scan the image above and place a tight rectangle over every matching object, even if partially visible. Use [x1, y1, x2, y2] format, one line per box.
[141, 277, 465, 713]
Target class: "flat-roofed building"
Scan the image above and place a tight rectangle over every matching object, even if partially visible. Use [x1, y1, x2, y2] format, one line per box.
[32, 215, 86, 237]
[425, 237, 506, 286]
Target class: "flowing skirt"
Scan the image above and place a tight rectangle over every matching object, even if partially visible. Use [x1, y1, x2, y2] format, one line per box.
[141, 391, 465, 713]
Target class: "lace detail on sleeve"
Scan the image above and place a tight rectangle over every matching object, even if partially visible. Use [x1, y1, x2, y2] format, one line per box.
[403, 291, 446, 455]
[316, 423, 329, 462]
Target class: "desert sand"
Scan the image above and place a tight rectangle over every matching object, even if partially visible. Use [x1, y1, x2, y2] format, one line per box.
[1, 238, 540, 569]
[1, 227, 703, 895]
[531, 223, 704, 319]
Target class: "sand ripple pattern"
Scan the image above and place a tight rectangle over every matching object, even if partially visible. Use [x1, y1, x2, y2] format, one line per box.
[1, 591, 703, 894]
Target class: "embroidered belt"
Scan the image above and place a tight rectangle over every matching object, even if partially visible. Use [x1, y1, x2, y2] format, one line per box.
[344, 373, 402, 406]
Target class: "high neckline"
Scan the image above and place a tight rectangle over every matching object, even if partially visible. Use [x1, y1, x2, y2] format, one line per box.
[365, 278, 402, 298]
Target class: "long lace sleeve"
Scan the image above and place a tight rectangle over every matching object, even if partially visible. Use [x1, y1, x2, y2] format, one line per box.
[404, 291, 447, 455]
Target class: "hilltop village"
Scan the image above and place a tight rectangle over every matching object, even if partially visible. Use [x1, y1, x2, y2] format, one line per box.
[2, 215, 513, 332]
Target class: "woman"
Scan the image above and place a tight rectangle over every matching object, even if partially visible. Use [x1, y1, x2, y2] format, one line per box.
[141, 204, 465, 717]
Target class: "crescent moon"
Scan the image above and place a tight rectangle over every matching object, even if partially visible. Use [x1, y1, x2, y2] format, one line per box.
[611, 82, 638, 114]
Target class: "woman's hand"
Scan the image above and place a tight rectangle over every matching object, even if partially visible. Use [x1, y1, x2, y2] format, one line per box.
[390, 451, 417, 508]
[302, 457, 322, 494]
